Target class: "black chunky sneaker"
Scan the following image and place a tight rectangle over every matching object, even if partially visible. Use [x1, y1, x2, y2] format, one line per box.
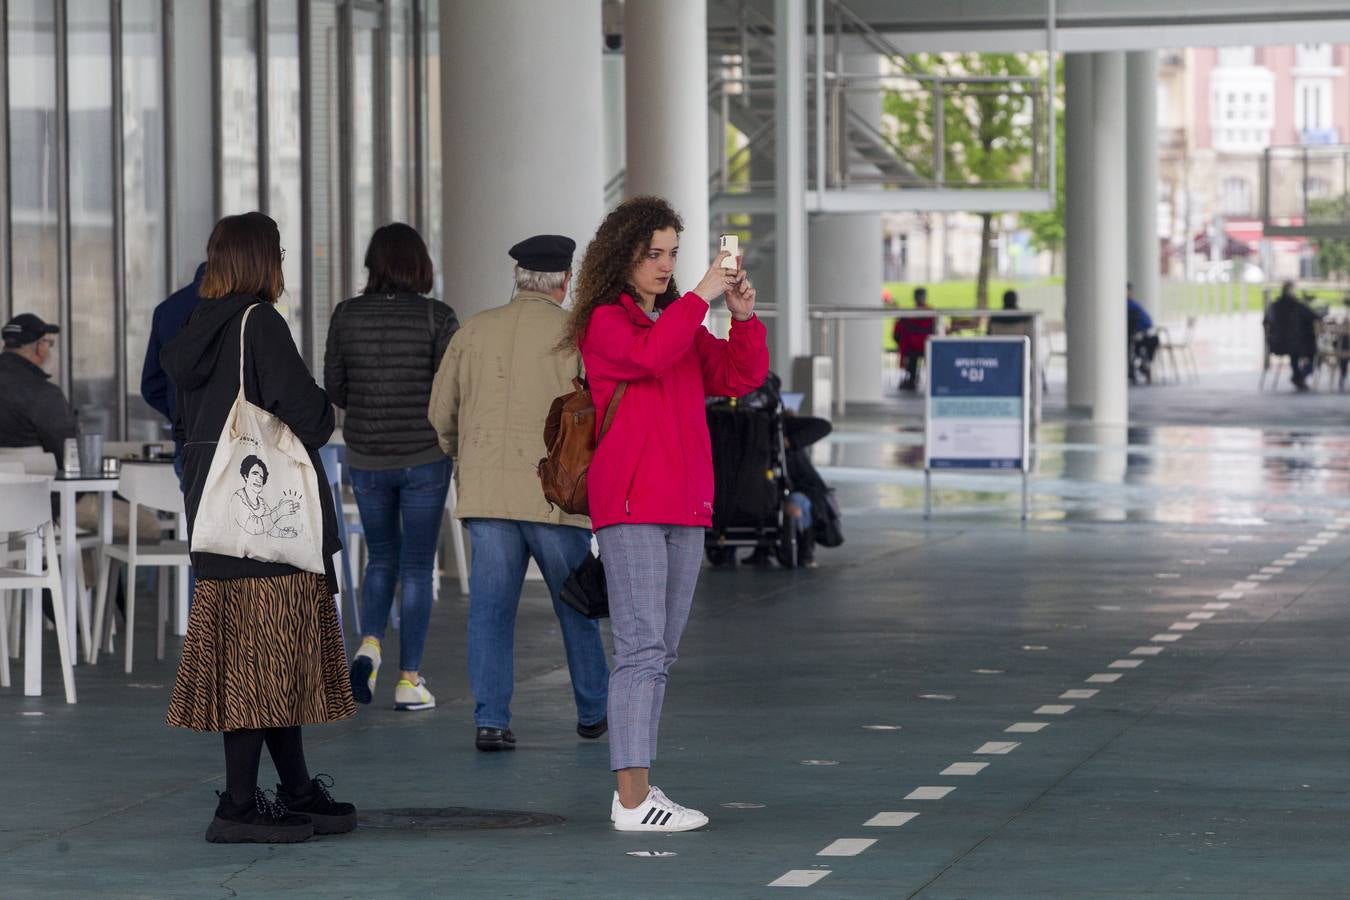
[205, 788, 314, 844]
[577, 718, 608, 740]
[275, 774, 358, 835]
[475, 727, 517, 751]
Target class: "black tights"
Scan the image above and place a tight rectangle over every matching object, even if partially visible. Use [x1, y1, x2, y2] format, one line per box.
[223, 726, 310, 804]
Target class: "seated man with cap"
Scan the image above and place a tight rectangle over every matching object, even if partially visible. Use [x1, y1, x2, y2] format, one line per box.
[0, 313, 77, 466]
[428, 234, 609, 752]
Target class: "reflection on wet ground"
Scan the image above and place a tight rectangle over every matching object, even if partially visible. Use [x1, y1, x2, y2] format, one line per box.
[816, 373, 1350, 526]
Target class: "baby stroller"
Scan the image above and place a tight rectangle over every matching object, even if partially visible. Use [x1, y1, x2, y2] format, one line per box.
[704, 375, 797, 567]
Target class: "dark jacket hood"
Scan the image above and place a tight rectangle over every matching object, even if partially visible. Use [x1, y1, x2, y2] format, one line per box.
[160, 294, 259, 391]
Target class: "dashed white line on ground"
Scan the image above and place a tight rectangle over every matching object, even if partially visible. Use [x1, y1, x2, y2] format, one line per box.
[817, 839, 876, 857]
[1061, 689, 1099, 699]
[1132, 646, 1165, 656]
[1035, 705, 1074, 715]
[1109, 659, 1144, 669]
[905, 786, 955, 800]
[769, 869, 831, 887]
[975, 741, 1020, 755]
[1151, 633, 1183, 642]
[1087, 673, 1123, 683]
[1187, 611, 1216, 620]
[1204, 602, 1231, 610]
[1005, 722, 1048, 733]
[1169, 622, 1199, 632]
[864, 812, 918, 827]
[940, 763, 989, 776]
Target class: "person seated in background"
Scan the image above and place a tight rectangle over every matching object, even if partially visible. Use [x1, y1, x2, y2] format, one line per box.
[991, 289, 1034, 328]
[988, 290, 1047, 395]
[894, 286, 937, 391]
[1263, 280, 1320, 392]
[1126, 282, 1159, 384]
[0, 313, 76, 464]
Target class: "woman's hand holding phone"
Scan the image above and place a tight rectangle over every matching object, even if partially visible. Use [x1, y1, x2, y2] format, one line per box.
[693, 251, 736, 303]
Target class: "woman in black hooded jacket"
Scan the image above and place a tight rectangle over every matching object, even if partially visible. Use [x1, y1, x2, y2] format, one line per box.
[162, 212, 356, 844]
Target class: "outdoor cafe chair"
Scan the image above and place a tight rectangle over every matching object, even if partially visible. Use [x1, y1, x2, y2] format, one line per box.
[90, 462, 189, 672]
[0, 473, 76, 703]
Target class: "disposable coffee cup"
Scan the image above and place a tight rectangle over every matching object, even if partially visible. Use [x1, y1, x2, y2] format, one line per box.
[78, 433, 104, 477]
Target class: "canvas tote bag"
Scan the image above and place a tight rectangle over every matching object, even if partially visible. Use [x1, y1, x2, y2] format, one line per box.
[190, 304, 327, 574]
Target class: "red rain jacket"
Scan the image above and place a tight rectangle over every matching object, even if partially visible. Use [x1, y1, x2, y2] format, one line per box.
[580, 291, 770, 531]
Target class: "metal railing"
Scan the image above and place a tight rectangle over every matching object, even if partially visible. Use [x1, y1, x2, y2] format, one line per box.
[609, 0, 1058, 210]
[1261, 145, 1350, 238]
[711, 303, 1046, 416]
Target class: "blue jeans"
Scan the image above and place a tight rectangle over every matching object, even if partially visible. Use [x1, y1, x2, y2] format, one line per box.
[350, 458, 452, 671]
[465, 518, 609, 729]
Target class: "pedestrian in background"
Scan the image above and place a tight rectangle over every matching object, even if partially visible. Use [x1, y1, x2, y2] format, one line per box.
[326, 222, 458, 711]
[428, 234, 609, 752]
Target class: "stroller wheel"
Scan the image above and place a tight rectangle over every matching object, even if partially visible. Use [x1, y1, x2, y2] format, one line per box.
[705, 546, 736, 566]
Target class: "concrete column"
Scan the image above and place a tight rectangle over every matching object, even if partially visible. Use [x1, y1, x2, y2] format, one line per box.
[1127, 50, 1160, 317]
[809, 54, 883, 403]
[439, 1, 604, 321]
[624, 0, 709, 291]
[774, 0, 809, 380]
[1065, 52, 1128, 424]
[1064, 54, 1095, 412]
[601, 52, 625, 203]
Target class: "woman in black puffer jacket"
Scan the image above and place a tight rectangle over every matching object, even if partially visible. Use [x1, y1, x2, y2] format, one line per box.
[324, 222, 458, 713]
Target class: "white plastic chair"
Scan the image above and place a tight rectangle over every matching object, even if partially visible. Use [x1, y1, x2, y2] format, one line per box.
[0, 473, 76, 703]
[90, 463, 190, 672]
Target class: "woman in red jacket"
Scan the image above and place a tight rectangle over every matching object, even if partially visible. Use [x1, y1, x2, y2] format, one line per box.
[561, 196, 769, 832]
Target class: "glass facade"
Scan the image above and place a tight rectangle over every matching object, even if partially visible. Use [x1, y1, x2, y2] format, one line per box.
[67, 0, 116, 427]
[122, 0, 166, 440]
[0, 0, 440, 439]
[7, 1, 60, 329]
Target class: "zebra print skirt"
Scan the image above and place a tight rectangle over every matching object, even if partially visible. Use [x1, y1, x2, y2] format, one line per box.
[167, 573, 356, 732]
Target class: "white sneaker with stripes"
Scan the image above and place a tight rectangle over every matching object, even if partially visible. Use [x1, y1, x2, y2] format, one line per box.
[611, 787, 709, 832]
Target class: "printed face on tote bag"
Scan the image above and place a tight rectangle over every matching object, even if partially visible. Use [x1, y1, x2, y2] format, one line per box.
[231, 454, 305, 539]
[190, 304, 327, 574]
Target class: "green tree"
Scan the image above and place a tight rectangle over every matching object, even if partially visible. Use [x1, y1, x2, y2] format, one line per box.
[1310, 194, 1350, 280]
[883, 53, 1036, 308]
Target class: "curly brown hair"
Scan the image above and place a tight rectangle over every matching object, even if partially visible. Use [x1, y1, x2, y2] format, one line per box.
[558, 195, 683, 352]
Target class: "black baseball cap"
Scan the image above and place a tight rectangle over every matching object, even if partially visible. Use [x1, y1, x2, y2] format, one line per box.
[508, 234, 576, 273]
[2, 313, 60, 349]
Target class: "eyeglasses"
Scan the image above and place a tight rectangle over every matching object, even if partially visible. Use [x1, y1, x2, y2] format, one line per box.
[280, 248, 287, 261]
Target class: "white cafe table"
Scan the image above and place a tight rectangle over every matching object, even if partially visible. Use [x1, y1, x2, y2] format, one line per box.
[50, 471, 117, 663]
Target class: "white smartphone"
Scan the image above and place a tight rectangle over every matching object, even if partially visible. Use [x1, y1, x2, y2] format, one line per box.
[719, 234, 741, 271]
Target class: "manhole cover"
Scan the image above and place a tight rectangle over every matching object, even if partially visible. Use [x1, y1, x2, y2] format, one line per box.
[359, 807, 564, 830]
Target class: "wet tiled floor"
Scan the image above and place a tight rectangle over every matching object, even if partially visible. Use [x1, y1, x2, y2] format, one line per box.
[2, 374, 1348, 897]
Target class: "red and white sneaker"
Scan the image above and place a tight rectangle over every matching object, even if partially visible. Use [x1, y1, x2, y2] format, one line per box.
[611, 787, 709, 832]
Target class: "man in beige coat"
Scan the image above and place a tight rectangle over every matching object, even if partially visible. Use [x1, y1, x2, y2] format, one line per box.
[428, 234, 608, 752]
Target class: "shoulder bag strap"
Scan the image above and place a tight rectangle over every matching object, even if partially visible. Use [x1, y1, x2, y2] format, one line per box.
[237, 303, 260, 398]
[598, 382, 627, 441]
[427, 296, 436, 342]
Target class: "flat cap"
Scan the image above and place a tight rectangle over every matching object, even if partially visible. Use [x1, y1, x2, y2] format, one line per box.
[508, 234, 575, 273]
[2, 313, 60, 348]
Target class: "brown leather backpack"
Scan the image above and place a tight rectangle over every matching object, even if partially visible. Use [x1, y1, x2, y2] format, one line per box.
[537, 377, 627, 516]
